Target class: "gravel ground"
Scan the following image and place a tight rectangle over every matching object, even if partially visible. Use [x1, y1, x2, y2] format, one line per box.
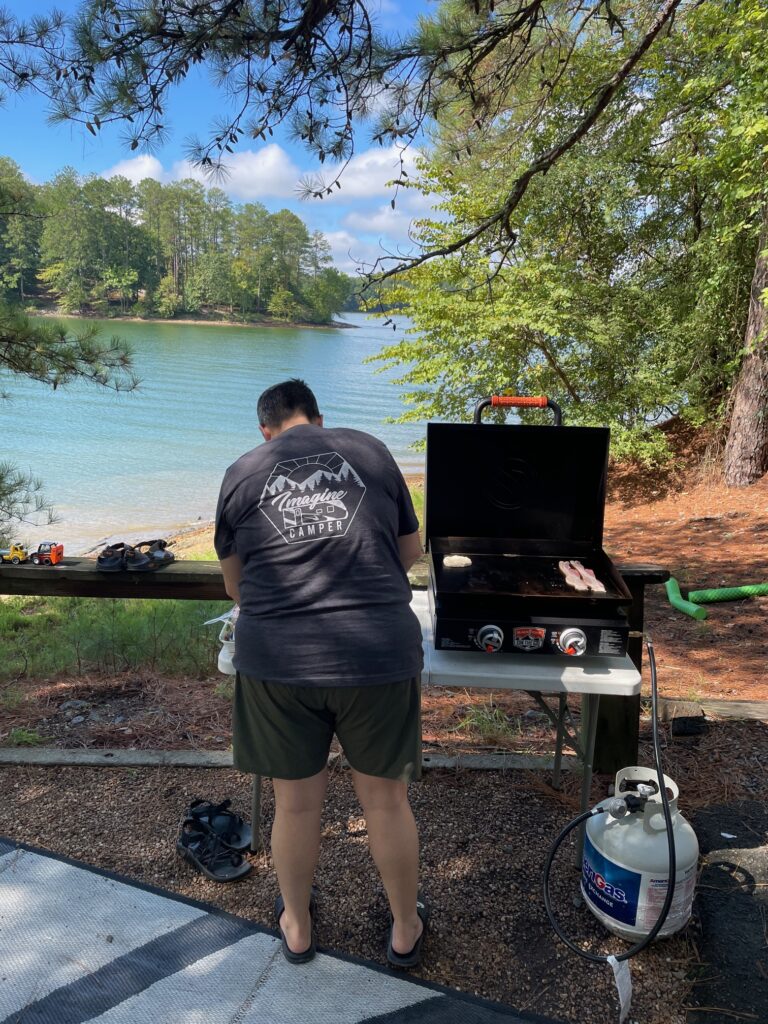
[0, 760, 695, 1024]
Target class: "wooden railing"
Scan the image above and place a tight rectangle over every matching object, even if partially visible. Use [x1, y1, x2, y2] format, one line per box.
[0, 558, 668, 774]
[0, 558, 228, 602]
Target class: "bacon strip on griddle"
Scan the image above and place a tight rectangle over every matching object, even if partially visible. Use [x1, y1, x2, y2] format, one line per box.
[569, 560, 607, 593]
[558, 560, 589, 591]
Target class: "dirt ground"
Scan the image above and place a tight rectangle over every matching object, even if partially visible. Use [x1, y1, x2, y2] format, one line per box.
[2, 460, 768, 1023]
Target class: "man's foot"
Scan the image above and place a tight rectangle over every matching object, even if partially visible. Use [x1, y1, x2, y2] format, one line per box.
[274, 894, 316, 964]
[387, 899, 429, 969]
[390, 916, 423, 956]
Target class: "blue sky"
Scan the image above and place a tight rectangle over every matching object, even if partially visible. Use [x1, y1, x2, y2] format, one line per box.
[1, 0, 437, 271]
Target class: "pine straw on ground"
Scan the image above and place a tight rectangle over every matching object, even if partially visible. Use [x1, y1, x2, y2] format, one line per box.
[2, 455, 768, 1022]
[0, 752, 707, 1023]
[1, 713, 766, 1024]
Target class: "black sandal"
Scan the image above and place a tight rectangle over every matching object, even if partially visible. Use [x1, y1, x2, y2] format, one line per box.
[387, 897, 429, 969]
[96, 542, 128, 572]
[125, 539, 175, 572]
[186, 798, 252, 851]
[274, 889, 318, 964]
[176, 817, 252, 882]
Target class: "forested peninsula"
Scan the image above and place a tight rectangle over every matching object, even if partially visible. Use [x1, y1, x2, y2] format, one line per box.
[0, 158, 356, 325]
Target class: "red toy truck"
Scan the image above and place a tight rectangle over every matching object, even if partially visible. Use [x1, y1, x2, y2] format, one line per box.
[31, 541, 64, 565]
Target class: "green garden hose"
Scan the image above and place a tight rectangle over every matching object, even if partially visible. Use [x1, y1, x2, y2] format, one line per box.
[687, 582, 768, 603]
[664, 578, 708, 620]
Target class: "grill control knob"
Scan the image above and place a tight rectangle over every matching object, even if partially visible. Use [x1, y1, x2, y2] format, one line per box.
[557, 628, 587, 657]
[476, 624, 504, 653]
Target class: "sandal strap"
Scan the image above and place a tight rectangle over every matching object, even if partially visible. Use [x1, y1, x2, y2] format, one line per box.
[187, 799, 244, 844]
[133, 538, 170, 552]
[180, 818, 243, 869]
[189, 798, 232, 818]
[98, 542, 127, 556]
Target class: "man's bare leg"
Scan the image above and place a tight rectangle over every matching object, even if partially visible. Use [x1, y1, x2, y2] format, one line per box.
[271, 768, 328, 954]
[351, 769, 422, 955]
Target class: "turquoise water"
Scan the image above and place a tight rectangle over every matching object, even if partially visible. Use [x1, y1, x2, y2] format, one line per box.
[6, 312, 425, 553]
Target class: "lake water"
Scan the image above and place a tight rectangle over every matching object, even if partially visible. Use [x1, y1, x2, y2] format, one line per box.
[6, 312, 426, 554]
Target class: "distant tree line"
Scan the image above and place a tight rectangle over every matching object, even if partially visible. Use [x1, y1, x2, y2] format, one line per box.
[0, 158, 354, 323]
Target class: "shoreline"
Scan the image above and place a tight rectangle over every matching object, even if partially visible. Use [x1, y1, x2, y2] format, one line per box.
[29, 309, 357, 331]
[76, 472, 425, 558]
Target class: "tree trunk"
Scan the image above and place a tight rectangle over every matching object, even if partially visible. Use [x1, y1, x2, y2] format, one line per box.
[723, 207, 768, 487]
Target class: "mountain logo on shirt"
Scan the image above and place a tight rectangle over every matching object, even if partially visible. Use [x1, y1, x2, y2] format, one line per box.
[258, 451, 367, 544]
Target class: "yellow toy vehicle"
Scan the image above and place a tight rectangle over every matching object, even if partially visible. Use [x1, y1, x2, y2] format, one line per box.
[0, 544, 29, 564]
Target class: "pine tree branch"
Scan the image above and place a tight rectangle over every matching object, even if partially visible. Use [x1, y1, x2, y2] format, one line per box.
[365, 0, 683, 285]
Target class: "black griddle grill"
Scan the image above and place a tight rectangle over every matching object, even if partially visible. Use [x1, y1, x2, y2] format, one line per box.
[425, 396, 632, 658]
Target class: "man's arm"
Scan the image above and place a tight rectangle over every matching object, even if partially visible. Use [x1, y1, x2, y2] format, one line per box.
[398, 531, 423, 572]
[220, 553, 243, 604]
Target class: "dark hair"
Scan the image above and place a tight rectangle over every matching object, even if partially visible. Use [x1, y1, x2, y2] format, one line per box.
[257, 378, 321, 429]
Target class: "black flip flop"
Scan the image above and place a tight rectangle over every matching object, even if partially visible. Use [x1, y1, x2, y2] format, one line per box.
[96, 542, 128, 572]
[274, 888, 318, 964]
[186, 798, 252, 851]
[387, 897, 429, 969]
[176, 817, 252, 882]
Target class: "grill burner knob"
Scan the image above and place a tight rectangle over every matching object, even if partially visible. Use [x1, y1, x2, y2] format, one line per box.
[476, 624, 504, 653]
[557, 628, 587, 657]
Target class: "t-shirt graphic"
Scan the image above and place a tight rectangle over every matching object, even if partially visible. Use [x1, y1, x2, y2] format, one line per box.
[258, 451, 367, 544]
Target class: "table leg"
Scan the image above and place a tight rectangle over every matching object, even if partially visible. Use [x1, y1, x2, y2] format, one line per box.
[552, 693, 567, 790]
[575, 693, 600, 866]
[250, 774, 263, 853]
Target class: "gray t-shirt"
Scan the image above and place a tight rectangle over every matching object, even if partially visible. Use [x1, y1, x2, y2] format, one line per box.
[214, 424, 423, 686]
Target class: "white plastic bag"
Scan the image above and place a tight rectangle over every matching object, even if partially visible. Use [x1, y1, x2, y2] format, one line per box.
[204, 606, 239, 675]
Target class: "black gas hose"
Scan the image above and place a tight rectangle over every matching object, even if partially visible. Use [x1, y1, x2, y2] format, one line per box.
[542, 639, 677, 963]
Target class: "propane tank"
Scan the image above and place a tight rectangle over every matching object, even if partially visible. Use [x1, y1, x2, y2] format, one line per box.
[581, 766, 698, 942]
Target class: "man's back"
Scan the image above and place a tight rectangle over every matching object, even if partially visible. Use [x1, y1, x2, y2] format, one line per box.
[215, 423, 422, 685]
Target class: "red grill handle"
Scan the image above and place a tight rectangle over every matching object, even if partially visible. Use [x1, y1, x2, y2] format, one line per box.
[473, 395, 563, 426]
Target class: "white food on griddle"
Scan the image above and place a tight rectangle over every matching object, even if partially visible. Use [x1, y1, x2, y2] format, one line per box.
[444, 555, 473, 568]
[558, 560, 589, 591]
[569, 559, 607, 593]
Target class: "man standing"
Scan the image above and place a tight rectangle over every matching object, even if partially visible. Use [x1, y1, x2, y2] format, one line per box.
[215, 379, 426, 968]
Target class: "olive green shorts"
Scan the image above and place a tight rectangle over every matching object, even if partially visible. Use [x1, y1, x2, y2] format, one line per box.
[232, 674, 422, 783]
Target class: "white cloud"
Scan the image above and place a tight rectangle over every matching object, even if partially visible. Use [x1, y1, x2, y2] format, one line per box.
[102, 145, 300, 198]
[324, 231, 387, 274]
[96, 143, 436, 273]
[325, 229, 418, 274]
[307, 145, 421, 202]
[101, 154, 165, 184]
[344, 203, 411, 241]
[172, 145, 300, 199]
[342, 189, 443, 246]
[370, 0, 400, 16]
[101, 144, 431, 207]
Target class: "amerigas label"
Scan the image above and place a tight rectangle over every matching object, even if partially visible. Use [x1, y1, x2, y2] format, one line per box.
[259, 452, 366, 544]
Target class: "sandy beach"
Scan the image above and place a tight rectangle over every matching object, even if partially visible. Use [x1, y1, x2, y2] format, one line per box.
[77, 473, 426, 558]
[31, 308, 357, 331]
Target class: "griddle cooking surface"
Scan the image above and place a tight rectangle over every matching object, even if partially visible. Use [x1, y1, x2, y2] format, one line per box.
[433, 553, 620, 600]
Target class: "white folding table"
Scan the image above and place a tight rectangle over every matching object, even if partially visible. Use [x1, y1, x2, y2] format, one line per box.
[410, 590, 641, 858]
[250, 592, 641, 859]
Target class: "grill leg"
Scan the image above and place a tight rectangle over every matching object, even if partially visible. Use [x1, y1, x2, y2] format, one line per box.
[250, 775, 263, 853]
[552, 693, 568, 790]
[576, 693, 600, 867]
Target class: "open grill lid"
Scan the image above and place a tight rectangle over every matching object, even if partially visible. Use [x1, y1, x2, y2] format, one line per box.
[425, 421, 611, 548]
